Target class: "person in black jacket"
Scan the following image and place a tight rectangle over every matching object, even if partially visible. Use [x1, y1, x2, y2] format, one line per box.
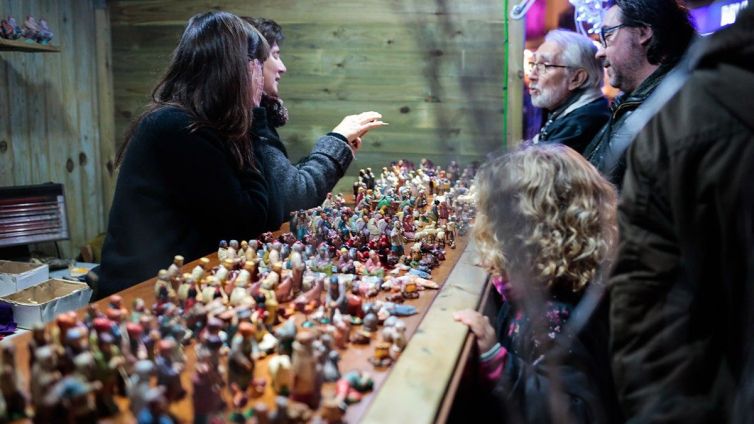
[528, 29, 609, 155]
[609, 5, 754, 422]
[245, 17, 387, 229]
[97, 11, 383, 298]
[582, 0, 695, 187]
[455, 144, 622, 422]
[97, 12, 270, 298]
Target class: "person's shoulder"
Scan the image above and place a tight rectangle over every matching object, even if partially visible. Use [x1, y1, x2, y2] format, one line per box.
[142, 105, 194, 132]
[574, 96, 610, 117]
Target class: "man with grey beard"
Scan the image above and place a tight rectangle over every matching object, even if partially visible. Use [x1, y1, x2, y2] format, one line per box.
[528, 29, 609, 155]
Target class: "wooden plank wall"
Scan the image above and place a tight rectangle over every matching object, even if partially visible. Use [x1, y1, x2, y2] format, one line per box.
[110, 0, 511, 194]
[0, 0, 114, 258]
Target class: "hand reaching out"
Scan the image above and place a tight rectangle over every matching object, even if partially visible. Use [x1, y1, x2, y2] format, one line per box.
[454, 309, 497, 354]
[331, 111, 388, 152]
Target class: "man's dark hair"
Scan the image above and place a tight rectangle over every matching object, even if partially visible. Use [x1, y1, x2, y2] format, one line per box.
[243, 17, 284, 47]
[614, 0, 696, 65]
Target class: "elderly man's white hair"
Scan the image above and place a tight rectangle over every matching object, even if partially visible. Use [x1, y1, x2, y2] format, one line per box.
[545, 29, 604, 91]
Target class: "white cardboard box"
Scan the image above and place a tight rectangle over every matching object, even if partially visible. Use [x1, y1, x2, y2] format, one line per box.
[0, 279, 92, 329]
[0, 260, 49, 297]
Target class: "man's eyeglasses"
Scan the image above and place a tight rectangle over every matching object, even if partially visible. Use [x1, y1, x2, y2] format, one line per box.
[599, 24, 626, 48]
[526, 61, 571, 75]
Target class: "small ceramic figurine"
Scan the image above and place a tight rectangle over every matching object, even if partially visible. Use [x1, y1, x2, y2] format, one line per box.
[154, 269, 175, 303]
[268, 352, 293, 396]
[331, 311, 352, 350]
[289, 248, 306, 296]
[192, 347, 226, 424]
[318, 336, 341, 382]
[0, 343, 27, 420]
[177, 275, 194, 308]
[228, 239, 240, 260]
[290, 331, 322, 409]
[127, 359, 154, 417]
[363, 250, 384, 277]
[136, 387, 176, 424]
[274, 318, 297, 357]
[155, 339, 186, 403]
[294, 276, 324, 313]
[39, 17, 56, 45]
[383, 319, 407, 359]
[246, 240, 259, 262]
[28, 323, 49, 367]
[227, 322, 256, 394]
[259, 271, 280, 327]
[218, 240, 229, 261]
[44, 375, 100, 423]
[325, 275, 348, 321]
[362, 304, 379, 333]
[230, 268, 253, 307]
[21, 16, 40, 42]
[30, 345, 61, 423]
[91, 332, 122, 417]
[334, 370, 374, 409]
[166, 255, 184, 282]
[274, 265, 293, 303]
[191, 257, 210, 282]
[1, 16, 23, 40]
[368, 341, 393, 367]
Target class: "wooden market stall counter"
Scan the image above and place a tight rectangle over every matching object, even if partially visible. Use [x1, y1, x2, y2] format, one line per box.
[8, 237, 489, 423]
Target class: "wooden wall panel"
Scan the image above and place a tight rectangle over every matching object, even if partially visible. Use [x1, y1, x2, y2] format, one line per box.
[110, 0, 511, 196]
[0, 0, 109, 258]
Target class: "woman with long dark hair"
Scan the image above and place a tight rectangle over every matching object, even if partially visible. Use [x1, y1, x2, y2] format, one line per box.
[97, 11, 277, 297]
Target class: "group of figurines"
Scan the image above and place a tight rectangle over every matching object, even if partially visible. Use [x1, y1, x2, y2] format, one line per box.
[0, 15, 53, 44]
[0, 159, 477, 424]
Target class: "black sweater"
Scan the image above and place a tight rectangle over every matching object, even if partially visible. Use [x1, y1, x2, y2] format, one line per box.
[98, 107, 270, 298]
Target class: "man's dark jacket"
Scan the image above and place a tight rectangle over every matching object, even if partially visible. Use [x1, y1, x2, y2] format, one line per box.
[538, 95, 610, 155]
[609, 7, 754, 423]
[583, 63, 675, 187]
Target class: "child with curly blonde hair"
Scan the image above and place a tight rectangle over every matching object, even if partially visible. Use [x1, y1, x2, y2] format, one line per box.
[455, 144, 622, 422]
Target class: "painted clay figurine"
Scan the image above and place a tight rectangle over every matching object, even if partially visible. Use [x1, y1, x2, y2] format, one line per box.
[227, 322, 256, 394]
[192, 347, 226, 424]
[290, 331, 322, 409]
[126, 360, 154, 417]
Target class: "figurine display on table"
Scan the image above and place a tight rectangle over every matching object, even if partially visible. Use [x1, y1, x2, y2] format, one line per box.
[3, 159, 477, 421]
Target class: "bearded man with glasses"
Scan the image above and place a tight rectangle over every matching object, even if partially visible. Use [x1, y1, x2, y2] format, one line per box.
[527, 29, 610, 155]
[582, 0, 696, 188]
